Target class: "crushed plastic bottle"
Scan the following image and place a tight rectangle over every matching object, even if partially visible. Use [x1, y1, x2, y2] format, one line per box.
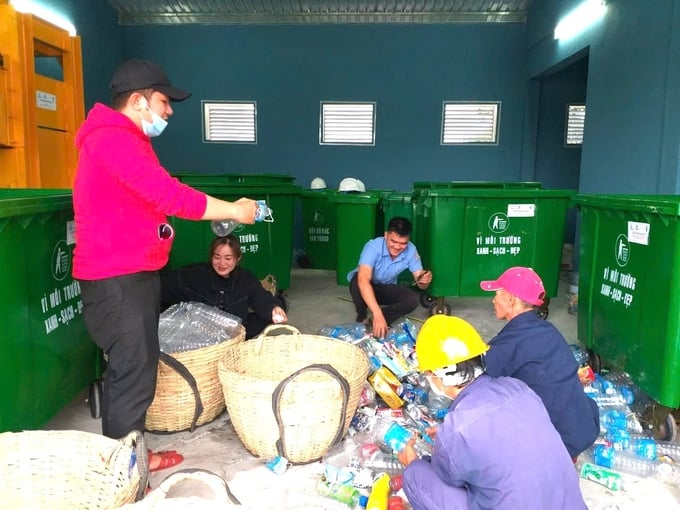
[211, 200, 273, 237]
[370, 419, 432, 457]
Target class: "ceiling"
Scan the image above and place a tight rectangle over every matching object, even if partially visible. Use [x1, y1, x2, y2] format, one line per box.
[105, 0, 531, 25]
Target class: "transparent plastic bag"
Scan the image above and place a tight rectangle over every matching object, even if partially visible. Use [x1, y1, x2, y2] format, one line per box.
[158, 301, 242, 353]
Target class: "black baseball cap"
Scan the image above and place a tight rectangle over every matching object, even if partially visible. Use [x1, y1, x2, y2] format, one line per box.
[109, 59, 191, 102]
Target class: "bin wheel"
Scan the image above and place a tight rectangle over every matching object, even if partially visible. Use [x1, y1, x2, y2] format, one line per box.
[429, 300, 451, 316]
[586, 349, 602, 374]
[88, 380, 103, 419]
[419, 293, 435, 308]
[535, 297, 551, 320]
[639, 405, 678, 442]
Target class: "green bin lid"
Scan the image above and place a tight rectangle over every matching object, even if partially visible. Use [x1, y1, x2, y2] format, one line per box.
[571, 194, 680, 216]
[330, 192, 382, 204]
[415, 187, 574, 198]
[413, 181, 542, 189]
[173, 173, 296, 187]
[0, 188, 73, 218]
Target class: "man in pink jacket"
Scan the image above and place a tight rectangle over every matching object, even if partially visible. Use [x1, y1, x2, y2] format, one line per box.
[73, 59, 257, 472]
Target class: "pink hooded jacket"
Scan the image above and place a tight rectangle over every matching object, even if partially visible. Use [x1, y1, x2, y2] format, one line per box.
[73, 103, 207, 280]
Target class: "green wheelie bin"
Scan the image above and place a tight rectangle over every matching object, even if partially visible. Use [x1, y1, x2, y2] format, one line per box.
[169, 174, 300, 290]
[574, 194, 680, 439]
[300, 189, 337, 270]
[0, 189, 103, 432]
[412, 186, 574, 315]
[331, 192, 384, 286]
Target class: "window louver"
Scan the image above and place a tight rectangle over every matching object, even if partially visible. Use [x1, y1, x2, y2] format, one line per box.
[442, 102, 499, 145]
[320, 102, 375, 145]
[203, 101, 256, 143]
[566, 104, 585, 146]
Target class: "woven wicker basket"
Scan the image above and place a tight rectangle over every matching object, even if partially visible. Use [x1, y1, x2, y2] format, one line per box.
[118, 469, 256, 510]
[218, 325, 369, 464]
[0, 429, 146, 509]
[146, 326, 245, 433]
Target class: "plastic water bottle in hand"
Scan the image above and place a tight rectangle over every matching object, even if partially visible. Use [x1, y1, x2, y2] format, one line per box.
[211, 200, 273, 237]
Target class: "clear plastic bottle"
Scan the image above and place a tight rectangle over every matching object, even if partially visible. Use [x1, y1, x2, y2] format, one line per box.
[592, 444, 660, 477]
[655, 440, 680, 461]
[600, 409, 643, 433]
[211, 200, 272, 237]
[426, 393, 452, 421]
[361, 451, 403, 477]
[370, 419, 432, 457]
[317, 476, 362, 506]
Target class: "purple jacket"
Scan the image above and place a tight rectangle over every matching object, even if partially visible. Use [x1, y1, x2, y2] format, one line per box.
[403, 375, 586, 510]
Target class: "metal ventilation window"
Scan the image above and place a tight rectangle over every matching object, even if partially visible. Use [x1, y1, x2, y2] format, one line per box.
[441, 102, 500, 145]
[203, 101, 256, 143]
[320, 102, 376, 146]
[566, 104, 586, 146]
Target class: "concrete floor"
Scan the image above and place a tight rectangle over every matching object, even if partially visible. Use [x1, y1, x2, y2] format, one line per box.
[44, 268, 680, 509]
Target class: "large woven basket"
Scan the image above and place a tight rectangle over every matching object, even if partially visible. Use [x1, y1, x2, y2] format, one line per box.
[218, 325, 369, 464]
[0, 429, 146, 509]
[146, 326, 245, 433]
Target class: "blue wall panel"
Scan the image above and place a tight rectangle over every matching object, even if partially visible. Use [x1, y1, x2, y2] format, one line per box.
[118, 23, 527, 191]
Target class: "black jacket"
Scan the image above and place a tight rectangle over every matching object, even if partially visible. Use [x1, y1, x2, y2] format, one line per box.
[160, 263, 280, 336]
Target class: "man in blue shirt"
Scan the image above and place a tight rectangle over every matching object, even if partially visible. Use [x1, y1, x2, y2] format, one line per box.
[398, 315, 587, 510]
[480, 266, 600, 459]
[347, 217, 432, 338]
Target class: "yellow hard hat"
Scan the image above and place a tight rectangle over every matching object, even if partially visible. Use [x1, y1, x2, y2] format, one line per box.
[415, 315, 489, 372]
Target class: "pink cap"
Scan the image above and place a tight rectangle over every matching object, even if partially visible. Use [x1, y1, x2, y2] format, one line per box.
[480, 266, 546, 306]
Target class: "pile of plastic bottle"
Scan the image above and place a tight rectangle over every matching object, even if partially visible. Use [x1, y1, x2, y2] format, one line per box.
[315, 318, 451, 508]
[569, 344, 680, 491]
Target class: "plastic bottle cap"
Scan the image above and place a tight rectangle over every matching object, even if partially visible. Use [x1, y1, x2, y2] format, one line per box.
[389, 474, 403, 492]
[388, 495, 405, 510]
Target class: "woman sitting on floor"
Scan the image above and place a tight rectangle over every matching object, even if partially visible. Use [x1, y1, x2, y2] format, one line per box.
[161, 235, 288, 339]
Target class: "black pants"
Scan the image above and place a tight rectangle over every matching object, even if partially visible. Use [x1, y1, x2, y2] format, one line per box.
[349, 273, 419, 326]
[79, 272, 161, 439]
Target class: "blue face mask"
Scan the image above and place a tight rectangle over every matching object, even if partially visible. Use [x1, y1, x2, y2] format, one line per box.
[140, 98, 168, 138]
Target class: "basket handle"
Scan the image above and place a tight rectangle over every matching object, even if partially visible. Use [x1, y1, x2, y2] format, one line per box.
[111, 430, 148, 502]
[145, 468, 240, 504]
[271, 363, 350, 465]
[157, 351, 204, 432]
[252, 324, 302, 355]
[261, 324, 301, 336]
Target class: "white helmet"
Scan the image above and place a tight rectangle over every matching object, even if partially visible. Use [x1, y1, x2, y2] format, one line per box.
[310, 177, 327, 189]
[356, 179, 366, 192]
[338, 177, 362, 192]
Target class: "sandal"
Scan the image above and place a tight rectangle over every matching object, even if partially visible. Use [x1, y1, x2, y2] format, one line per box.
[148, 449, 184, 472]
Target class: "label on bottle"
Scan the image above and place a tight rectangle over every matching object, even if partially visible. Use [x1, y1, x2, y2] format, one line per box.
[580, 462, 623, 491]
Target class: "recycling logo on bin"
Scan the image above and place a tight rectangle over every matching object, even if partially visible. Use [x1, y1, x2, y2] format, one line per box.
[312, 209, 326, 224]
[51, 240, 71, 282]
[614, 234, 630, 267]
[488, 212, 509, 234]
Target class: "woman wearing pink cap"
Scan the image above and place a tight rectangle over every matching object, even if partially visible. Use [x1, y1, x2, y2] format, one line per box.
[480, 266, 599, 460]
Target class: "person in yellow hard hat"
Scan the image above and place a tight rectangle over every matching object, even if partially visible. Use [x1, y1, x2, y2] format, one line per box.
[397, 315, 586, 510]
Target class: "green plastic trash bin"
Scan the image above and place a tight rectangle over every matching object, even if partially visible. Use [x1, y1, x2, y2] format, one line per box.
[574, 194, 680, 409]
[0, 189, 102, 432]
[381, 192, 417, 286]
[169, 174, 300, 290]
[331, 192, 384, 286]
[412, 186, 574, 299]
[300, 189, 337, 270]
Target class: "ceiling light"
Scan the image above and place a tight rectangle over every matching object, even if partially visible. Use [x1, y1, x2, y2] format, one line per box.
[10, 0, 77, 36]
[554, 0, 606, 41]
